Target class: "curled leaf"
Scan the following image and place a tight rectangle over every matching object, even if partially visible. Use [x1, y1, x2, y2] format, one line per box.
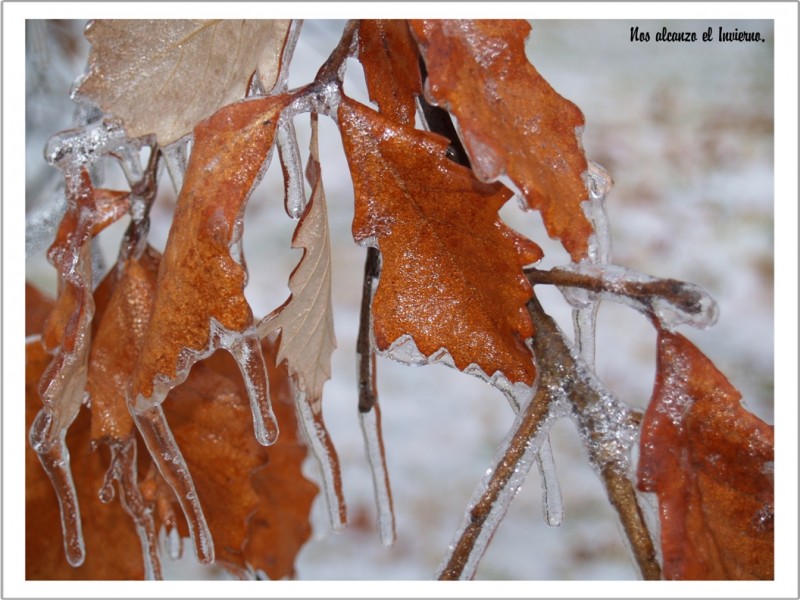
[88, 246, 161, 444]
[410, 20, 592, 260]
[75, 20, 292, 145]
[339, 98, 540, 385]
[129, 94, 292, 431]
[637, 329, 774, 580]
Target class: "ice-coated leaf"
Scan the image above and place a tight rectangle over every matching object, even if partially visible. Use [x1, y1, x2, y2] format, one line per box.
[29, 169, 131, 568]
[27, 282, 317, 580]
[357, 19, 422, 125]
[410, 20, 593, 261]
[75, 20, 292, 145]
[339, 97, 540, 385]
[159, 347, 315, 578]
[637, 328, 774, 580]
[88, 246, 161, 444]
[129, 94, 292, 439]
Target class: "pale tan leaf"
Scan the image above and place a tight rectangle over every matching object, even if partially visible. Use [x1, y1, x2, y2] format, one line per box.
[259, 123, 336, 404]
[75, 19, 292, 145]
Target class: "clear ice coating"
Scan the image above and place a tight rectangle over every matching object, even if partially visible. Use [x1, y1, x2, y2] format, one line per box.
[574, 160, 614, 366]
[44, 116, 130, 171]
[129, 402, 215, 565]
[161, 136, 190, 195]
[100, 438, 163, 580]
[559, 263, 720, 331]
[378, 334, 535, 411]
[358, 405, 396, 545]
[294, 389, 347, 530]
[536, 435, 564, 527]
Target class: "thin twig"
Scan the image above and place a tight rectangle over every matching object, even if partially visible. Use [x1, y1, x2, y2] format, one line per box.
[357, 247, 380, 413]
[437, 380, 552, 580]
[525, 266, 707, 317]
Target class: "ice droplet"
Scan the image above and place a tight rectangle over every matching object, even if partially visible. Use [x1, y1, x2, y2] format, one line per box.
[359, 405, 396, 545]
[294, 389, 347, 531]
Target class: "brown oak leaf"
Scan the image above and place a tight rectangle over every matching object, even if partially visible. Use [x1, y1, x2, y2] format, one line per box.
[357, 20, 422, 125]
[637, 328, 774, 580]
[75, 20, 292, 145]
[338, 97, 540, 385]
[410, 20, 593, 261]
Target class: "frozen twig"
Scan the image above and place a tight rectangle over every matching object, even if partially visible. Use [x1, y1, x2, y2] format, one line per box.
[357, 246, 396, 545]
[526, 294, 661, 580]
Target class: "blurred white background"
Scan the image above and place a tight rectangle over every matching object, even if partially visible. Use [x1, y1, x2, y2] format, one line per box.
[25, 19, 773, 581]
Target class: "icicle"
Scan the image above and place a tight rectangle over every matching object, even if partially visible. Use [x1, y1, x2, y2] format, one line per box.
[161, 136, 190, 195]
[30, 424, 85, 567]
[437, 386, 553, 580]
[535, 436, 564, 527]
[573, 160, 614, 366]
[99, 438, 163, 580]
[276, 117, 308, 218]
[129, 401, 214, 565]
[226, 329, 280, 446]
[359, 405, 396, 545]
[294, 389, 347, 531]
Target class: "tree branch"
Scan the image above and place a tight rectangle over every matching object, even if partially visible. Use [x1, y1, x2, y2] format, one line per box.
[526, 294, 662, 580]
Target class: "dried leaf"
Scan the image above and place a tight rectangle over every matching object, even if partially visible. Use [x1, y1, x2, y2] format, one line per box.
[130, 94, 290, 412]
[357, 20, 422, 125]
[410, 20, 593, 260]
[75, 20, 292, 145]
[637, 329, 774, 580]
[88, 246, 161, 443]
[26, 282, 55, 336]
[339, 98, 540, 385]
[202, 342, 318, 580]
[259, 117, 337, 405]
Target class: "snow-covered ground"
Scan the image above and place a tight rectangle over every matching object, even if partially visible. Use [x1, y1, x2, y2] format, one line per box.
[24, 19, 774, 583]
